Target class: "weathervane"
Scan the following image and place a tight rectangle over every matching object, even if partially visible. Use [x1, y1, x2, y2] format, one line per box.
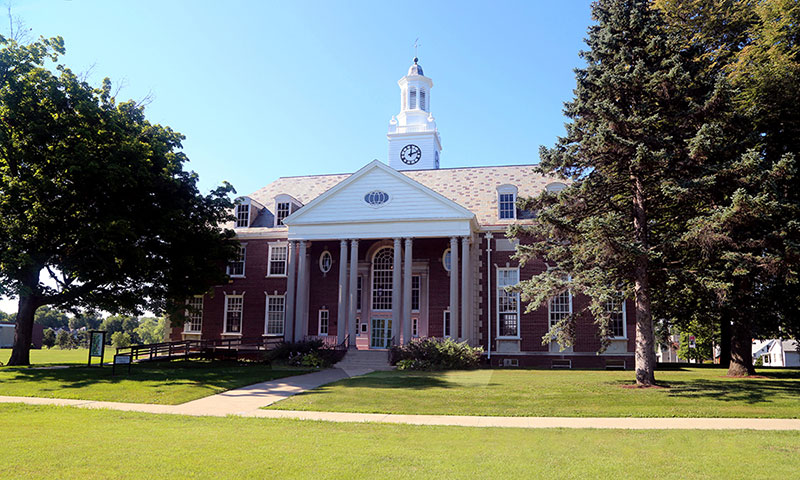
[413, 38, 421, 60]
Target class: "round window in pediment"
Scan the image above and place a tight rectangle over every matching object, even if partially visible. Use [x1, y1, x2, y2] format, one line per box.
[364, 190, 390, 207]
[320, 251, 333, 274]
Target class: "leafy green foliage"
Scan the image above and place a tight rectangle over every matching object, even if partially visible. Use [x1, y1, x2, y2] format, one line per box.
[55, 330, 76, 349]
[390, 337, 483, 370]
[265, 340, 346, 367]
[68, 313, 102, 331]
[0, 35, 238, 365]
[100, 315, 140, 344]
[111, 331, 132, 348]
[41, 328, 55, 349]
[33, 306, 69, 330]
[135, 317, 168, 345]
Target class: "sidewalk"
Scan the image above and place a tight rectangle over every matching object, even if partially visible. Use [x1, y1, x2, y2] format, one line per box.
[2, 368, 800, 430]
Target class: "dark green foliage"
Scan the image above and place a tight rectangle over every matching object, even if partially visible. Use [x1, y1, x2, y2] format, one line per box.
[264, 340, 345, 368]
[111, 331, 132, 348]
[41, 328, 55, 348]
[0, 35, 239, 365]
[33, 306, 69, 330]
[68, 313, 102, 331]
[100, 315, 140, 344]
[55, 330, 75, 349]
[390, 338, 483, 370]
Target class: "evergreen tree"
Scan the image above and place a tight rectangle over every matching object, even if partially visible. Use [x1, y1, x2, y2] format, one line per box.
[511, 0, 723, 386]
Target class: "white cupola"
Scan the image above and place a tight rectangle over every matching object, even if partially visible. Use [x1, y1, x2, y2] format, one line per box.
[388, 57, 442, 171]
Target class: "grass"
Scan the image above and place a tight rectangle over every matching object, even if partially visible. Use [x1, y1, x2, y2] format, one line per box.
[0, 347, 103, 366]
[266, 367, 800, 418]
[1, 403, 798, 479]
[0, 358, 311, 404]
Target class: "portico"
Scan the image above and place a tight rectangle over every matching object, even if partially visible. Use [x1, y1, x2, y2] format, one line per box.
[281, 160, 477, 348]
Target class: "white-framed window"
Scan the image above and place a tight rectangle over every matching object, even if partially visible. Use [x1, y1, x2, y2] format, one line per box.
[497, 267, 520, 338]
[227, 246, 246, 277]
[549, 285, 573, 329]
[419, 88, 426, 111]
[265, 295, 285, 336]
[545, 182, 568, 193]
[319, 251, 332, 274]
[411, 275, 421, 312]
[184, 296, 203, 333]
[409, 87, 417, 109]
[235, 204, 250, 228]
[267, 243, 287, 277]
[443, 310, 451, 337]
[762, 353, 771, 364]
[497, 184, 518, 220]
[371, 247, 394, 311]
[605, 297, 626, 338]
[224, 294, 244, 334]
[412, 317, 419, 337]
[356, 275, 362, 311]
[442, 248, 452, 272]
[276, 202, 290, 225]
[318, 309, 329, 335]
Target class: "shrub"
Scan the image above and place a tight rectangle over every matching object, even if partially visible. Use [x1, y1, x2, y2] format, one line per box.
[390, 337, 483, 370]
[55, 330, 76, 349]
[265, 339, 345, 368]
[111, 331, 132, 348]
[42, 328, 56, 349]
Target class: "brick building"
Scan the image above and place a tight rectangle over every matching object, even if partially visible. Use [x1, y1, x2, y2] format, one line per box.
[171, 58, 634, 368]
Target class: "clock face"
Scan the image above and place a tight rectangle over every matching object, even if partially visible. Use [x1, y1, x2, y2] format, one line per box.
[400, 144, 422, 165]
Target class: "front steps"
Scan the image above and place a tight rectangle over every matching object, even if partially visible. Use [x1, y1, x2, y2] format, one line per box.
[334, 348, 394, 372]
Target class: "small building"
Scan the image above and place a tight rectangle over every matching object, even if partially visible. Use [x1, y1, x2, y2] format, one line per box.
[753, 339, 800, 367]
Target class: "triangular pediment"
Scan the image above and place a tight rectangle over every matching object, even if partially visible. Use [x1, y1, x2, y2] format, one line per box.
[283, 160, 475, 228]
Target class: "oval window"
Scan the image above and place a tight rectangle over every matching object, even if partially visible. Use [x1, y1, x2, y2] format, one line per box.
[442, 248, 452, 272]
[320, 251, 333, 273]
[364, 190, 390, 207]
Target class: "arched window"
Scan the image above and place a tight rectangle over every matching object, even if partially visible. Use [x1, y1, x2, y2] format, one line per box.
[372, 247, 394, 311]
[419, 88, 426, 111]
[409, 87, 417, 109]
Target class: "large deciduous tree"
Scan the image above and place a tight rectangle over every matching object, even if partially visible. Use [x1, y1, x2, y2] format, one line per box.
[511, 0, 725, 386]
[0, 36, 238, 366]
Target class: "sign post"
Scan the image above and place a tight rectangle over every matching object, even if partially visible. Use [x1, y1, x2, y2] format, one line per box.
[112, 353, 132, 376]
[88, 330, 107, 366]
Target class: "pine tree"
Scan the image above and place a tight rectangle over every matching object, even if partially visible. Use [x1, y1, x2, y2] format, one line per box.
[512, 0, 723, 386]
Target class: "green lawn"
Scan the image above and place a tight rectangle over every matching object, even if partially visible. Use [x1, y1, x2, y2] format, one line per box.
[267, 367, 800, 418]
[0, 359, 311, 404]
[1, 404, 797, 479]
[1, 347, 105, 366]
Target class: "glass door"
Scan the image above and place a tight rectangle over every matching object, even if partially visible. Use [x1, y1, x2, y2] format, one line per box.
[370, 317, 393, 349]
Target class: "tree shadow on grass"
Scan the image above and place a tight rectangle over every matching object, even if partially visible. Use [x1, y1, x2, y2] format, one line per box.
[308, 371, 454, 391]
[0, 360, 300, 392]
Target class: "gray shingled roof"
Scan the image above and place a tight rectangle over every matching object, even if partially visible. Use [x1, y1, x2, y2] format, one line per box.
[246, 164, 559, 227]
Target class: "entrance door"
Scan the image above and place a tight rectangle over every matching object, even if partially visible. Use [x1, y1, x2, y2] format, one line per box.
[370, 317, 393, 349]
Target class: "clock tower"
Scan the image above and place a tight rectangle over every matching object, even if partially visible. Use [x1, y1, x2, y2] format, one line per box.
[388, 57, 442, 170]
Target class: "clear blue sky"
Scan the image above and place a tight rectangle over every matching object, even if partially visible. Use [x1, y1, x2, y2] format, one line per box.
[1, 0, 594, 313]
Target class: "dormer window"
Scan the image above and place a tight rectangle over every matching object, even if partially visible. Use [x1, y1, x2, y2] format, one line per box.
[276, 202, 290, 225]
[497, 184, 518, 220]
[235, 204, 250, 228]
[546, 182, 568, 193]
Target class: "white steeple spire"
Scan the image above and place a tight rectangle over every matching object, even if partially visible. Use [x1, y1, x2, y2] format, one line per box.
[388, 57, 442, 171]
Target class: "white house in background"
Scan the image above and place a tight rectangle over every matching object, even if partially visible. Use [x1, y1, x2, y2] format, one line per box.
[752, 339, 800, 367]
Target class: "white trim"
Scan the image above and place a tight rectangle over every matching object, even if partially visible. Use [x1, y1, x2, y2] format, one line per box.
[282, 160, 476, 225]
[497, 184, 518, 221]
[548, 279, 573, 328]
[606, 298, 628, 340]
[319, 250, 333, 274]
[227, 245, 246, 278]
[235, 202, 251, 228]
[265, 294, 285, 336]
[267, 242, 288, 277]
[442, 248, 452, 272]
[183, 296, 204, 333]
[318, 309, 329, 336]
[496, 266, 521, 340]
[223, 293, 244, 334]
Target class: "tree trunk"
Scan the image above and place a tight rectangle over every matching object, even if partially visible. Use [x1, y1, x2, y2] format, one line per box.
[719, 309, 731, 368]
[631, 174, 656, 386]
[727, 315, 755, 376]
[7, 268, 42, 367]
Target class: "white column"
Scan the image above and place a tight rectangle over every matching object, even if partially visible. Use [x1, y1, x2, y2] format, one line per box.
[347, 240, 359, 346]
[402, 238, 413, 343]
[392, 238, 402, 345]
[337, 239, 348, 343]
[284, 241, 296, 342]
[461, 236, 470, 342]
[449, 236, 459, 339]
[294, 241, 308, 342]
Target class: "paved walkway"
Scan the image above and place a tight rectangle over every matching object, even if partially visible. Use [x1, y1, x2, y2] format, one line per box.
[2, 368, 800, 430]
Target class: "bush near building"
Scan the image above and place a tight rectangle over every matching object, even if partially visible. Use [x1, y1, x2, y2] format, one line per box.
[390, 338, 483, 370]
